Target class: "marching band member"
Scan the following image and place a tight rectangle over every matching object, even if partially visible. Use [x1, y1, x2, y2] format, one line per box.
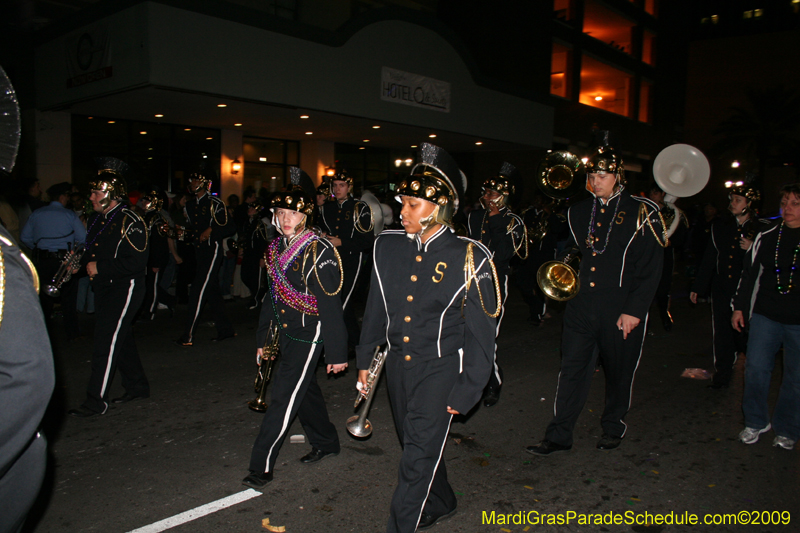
[690, 176, 769, 388]
[733, 183, 800, 450]
[527, 138, 665, 454]
[175, 167, 237, 346]
[239, 198, 274, 310]
[319, 170, 374, 351]
[139, 188, 175, 320]
[356, 143, 498, 532]
[467, 162, 527, 407]
[242, 167, 348, 489]
[68, 158, 151, 417]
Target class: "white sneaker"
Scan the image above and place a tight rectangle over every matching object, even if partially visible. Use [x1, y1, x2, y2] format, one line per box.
[739, 423, 771, 444]
[773, 435, 795, 450]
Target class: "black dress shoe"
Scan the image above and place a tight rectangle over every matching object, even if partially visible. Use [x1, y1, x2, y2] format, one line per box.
[299, 447, 339, 464]
[242, 471, 273, 490]
[174, 336, 192, 347]
[418, 508, 457, 530]
[112, 392, 150, 404]
[483, 387, 500, 407]
[596, 434, 622, 451]
[68, 406, 104, 418]
[211, 332, 237, 342]
[525, 440, 572, 456]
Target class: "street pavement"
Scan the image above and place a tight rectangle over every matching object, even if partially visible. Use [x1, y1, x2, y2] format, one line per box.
[23, 281, 800, 533]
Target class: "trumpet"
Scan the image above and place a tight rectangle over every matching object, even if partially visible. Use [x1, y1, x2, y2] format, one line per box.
[44, 244, 85, 297]
[346, 346, 387, 438]
[156, 221, 194, 242]
[248, 322, 280, 413]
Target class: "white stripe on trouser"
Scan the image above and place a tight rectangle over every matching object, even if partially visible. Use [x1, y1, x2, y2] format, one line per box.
[263, 322, 322, 472]
[491, 275, 509, 384]
[188, 242, 219, 342]
[149, 271, 160, 314]
[100, 279, 136, 398]
[619, 312, 649, 438]
[414, 415, 453, 531]
[342, 252, 362, 308]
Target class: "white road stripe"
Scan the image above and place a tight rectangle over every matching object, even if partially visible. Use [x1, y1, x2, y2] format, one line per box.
[126, 489, 263, 533]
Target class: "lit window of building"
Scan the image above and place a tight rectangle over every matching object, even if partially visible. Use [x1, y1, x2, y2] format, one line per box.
[645, 0, 658, 17]
[579, 55, 633, 118]
[583, 0, 636, 55]
[639, 79, 653, 123]
[642, 29, 656, 65]
[553, 0, 573, 21]
[551, 43, 572, 98]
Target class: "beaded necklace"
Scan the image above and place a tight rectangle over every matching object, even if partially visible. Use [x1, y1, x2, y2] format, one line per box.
[267, 231, 318, 315]
[774, 221, 800, 294]
[86, 207, 122, 247]
[585, 194, 621, 254]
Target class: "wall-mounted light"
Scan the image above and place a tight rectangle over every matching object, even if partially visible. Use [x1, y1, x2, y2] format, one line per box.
[594, 96, 603, 101]
[231, 159, 242, 175]
[395, 159, 403, 167]
[325, 167, 336, 177]
[731, 161, 740, 168]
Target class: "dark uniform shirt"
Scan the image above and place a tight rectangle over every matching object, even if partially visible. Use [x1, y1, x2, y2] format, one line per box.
[566, 189, 664, 320]
[692, 216, 773, 298]
[319, 197, 374, 255]
[184, 192, 236, 246]
[85, 203, 149, 286]
[467, 208, 525, 276]
[356, 226, 498, 414]
[144, 210, 170, 270]
[734, 222, 800, 325]
[256, 236, 347, 364]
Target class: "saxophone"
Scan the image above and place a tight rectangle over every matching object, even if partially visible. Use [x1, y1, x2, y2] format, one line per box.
[248, 322, 280, 413]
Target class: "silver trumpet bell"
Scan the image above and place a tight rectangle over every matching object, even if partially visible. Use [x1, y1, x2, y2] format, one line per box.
[346, 346, 387, 438]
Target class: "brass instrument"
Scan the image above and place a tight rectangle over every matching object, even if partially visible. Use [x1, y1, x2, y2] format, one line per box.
[44, 244, 85, 297]
[156, 221, 193, 242]
[529, 151, 586, 247]
[249, 322, 280, 413]
[536, 250, 581, 302]
[346, 346, 387, 438]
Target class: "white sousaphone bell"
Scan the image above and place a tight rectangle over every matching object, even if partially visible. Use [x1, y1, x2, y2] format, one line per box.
[652, 143, 710, 238]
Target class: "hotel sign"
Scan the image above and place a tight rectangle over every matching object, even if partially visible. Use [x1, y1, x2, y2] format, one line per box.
[65, 26, 113, 88]
[381, 67, 450, 113]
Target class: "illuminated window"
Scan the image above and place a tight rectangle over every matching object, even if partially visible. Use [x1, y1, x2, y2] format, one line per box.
[793, 0, 799, 15]
[553, 0, 573, 21]
[711, 14, 719, 24]
[645, 0, 658, 17]
[551, 43, 572, 98]
[754, 8, 764, 17]
[579, 55, 633, 118]
[583, 0, 636, 55]
[642, 29, 656, 65]
[639, 80, 653, 123]
[743, 10, 753, 19]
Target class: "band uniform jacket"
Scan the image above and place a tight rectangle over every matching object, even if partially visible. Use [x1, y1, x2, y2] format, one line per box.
[85, 204, 149, 286]
[566, 189, 664, 320]
[691, 216, 773, 299]
[256, 236, 348, 365]
[184, 192, 237, 248]
[467, 208, 525, 277]
[356, 226, 498, 415]
[319, 197, 374, 256]
[144, 211, 170, 270]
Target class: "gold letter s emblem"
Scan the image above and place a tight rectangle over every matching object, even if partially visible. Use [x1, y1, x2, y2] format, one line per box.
[616, 211, 626, 225]
[432, 262, 447, 283]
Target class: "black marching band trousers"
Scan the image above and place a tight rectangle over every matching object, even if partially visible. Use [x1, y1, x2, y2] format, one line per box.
[339, 252, 362, 347]
[545, 291, 647, 446]
[487, 274, 508, 391]
[84, 280, 149, 413]
[385, 353, 459, 533]
[249, 324, 340, 474]
[710, 290, 746, 386]
[182, 242, 234, 341]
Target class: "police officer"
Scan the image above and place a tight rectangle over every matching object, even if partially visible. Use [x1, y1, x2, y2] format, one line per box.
[20, 181, 86, 339]
[68, 158, 151, 417]
[357, 143, 498, 532]
[242, 167, 347, 490]
[527, 139, 665, 454]
[139, 189, 175, 320]
[176, 168, 237, 346]
[467, 162, 527, 407]
[690, 176, 770, 388]
[319, 170, 374, 350]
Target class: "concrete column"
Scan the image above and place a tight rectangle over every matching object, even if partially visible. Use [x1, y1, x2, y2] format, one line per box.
[300, 140, 335, 186]
[35, 110, 71, 194]
[220, 129, 243, 203]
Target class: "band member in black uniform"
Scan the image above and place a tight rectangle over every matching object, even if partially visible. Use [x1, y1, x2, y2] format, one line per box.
[319, 170, 374, 350]
[316, 182, 330, 220]
[68, 158, 151, 417]
[357, 143, 499, 532]
[140, 189, 175, 320]
[239, 198, 274, 309]
[467, 162, 527, 407]
[176, 168, 237, 346]
[690, 177, 769, 389]
[527, 140, 665, 455]
[242, 167, 348, 490]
